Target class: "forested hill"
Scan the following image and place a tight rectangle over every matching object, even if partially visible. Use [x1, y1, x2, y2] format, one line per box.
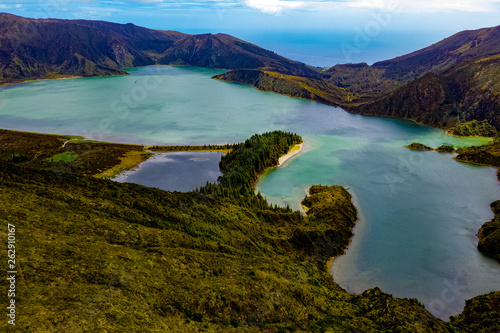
[0, 13, 316, 84]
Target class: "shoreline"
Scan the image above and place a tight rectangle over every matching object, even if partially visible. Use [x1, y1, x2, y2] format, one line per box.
[278, 142, 304, 166]
[0, 75, 83, 88]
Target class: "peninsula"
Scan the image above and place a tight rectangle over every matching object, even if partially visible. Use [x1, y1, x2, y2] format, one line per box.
[1, 128, 499, 331]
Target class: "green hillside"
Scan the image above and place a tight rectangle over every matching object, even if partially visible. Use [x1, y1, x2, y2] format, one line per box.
[4, 129, 492, 332]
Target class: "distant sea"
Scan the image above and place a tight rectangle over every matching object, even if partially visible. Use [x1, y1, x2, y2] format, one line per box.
[185, 29, 447, 68]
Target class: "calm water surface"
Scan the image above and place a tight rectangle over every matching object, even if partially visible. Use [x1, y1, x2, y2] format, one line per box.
[1, 66, 499, 320]
[114, 151, 223, 192]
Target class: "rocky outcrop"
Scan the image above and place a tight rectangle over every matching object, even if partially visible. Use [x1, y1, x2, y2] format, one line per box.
[447, 120, 497, 137]
[477, 201, 500, 262]
[291, 185, 358, 263]
[405, 142, 435, 151]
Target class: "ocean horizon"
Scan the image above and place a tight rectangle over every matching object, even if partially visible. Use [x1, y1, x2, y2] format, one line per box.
[182, 29, 448, 67]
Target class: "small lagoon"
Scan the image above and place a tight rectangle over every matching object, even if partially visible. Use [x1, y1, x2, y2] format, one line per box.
[114, 151, 224, 192]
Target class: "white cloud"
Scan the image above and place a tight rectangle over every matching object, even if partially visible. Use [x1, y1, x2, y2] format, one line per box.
[74, 6, 122, 18]
[347, 0, 500, 12]
[135, 0, 164, 3]
[244, 0, 306, 14]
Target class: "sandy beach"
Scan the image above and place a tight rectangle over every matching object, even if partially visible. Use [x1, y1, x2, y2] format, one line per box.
[278, 142, 304, 166]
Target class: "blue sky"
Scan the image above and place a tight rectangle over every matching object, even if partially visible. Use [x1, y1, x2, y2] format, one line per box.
[1, 0, 498, 32]
[1, 0, 499, 65]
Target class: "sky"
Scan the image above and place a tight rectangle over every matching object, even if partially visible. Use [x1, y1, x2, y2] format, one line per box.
[0, 0, 499, 65]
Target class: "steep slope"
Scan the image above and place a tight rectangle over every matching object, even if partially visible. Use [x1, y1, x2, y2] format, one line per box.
[373, 25, 500, 81]
[217, 24, 500, 114]
[450, 291, 500, 332]
[351, 54, 500, 129]
[319, 25, 500, 99]
[0, 13, 156, 83]
[319, 62, 400, 100]
[477, 201, 500, 262]
[0, 13, 318, 85]
[72, 19, 189, 57]
[216, 25, 500, 130]
[159, 33, 318, 77]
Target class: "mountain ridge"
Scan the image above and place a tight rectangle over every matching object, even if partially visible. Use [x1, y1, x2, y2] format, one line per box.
[2, 13, 500, 131]
[0, 13, 317, 84]
[216, 24, 500, 131]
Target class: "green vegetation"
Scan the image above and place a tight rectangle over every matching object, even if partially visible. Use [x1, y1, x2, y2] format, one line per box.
[405, 142, 435, 151]
[46, 151, 77, 162]
[0, 129, 229, 179]
[2, 15, 500, 330]
[0, 129, 149, 177]
[447, 120, 497, 137]
[477, 201, 500, 262]
[6, 129, 492, 331]
[148, 144, 233, 154]
[450, 291, 500, 332]
[352, 54, 500, 130]
[213, 69, 352, 107]
[454, 136, 500, 168]
[295, 185, 358, 263]
[405, 143, 456, 153]
[218, 132, 302, 191]
[198, 131, 302, 210]
[436, 145, 456, 153]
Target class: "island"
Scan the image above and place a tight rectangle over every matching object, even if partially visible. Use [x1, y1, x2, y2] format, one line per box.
[405, 142, 456, 153]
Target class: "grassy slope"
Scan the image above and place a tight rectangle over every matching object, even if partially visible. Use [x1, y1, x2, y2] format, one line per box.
[352, 54, 500, 130]
[449, 291, 500, 332]
[213, 70, 353, 106]
[0, 129, 464, 332]
[0, 129, 233, 178]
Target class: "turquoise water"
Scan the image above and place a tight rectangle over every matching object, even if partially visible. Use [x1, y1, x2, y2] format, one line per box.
[1, 66, 499, 320]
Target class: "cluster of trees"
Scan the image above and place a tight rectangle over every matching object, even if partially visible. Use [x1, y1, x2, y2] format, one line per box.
[2, 129, 498, 331]
[148, 144, 232, 152]
[198, 131, 302, 210]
